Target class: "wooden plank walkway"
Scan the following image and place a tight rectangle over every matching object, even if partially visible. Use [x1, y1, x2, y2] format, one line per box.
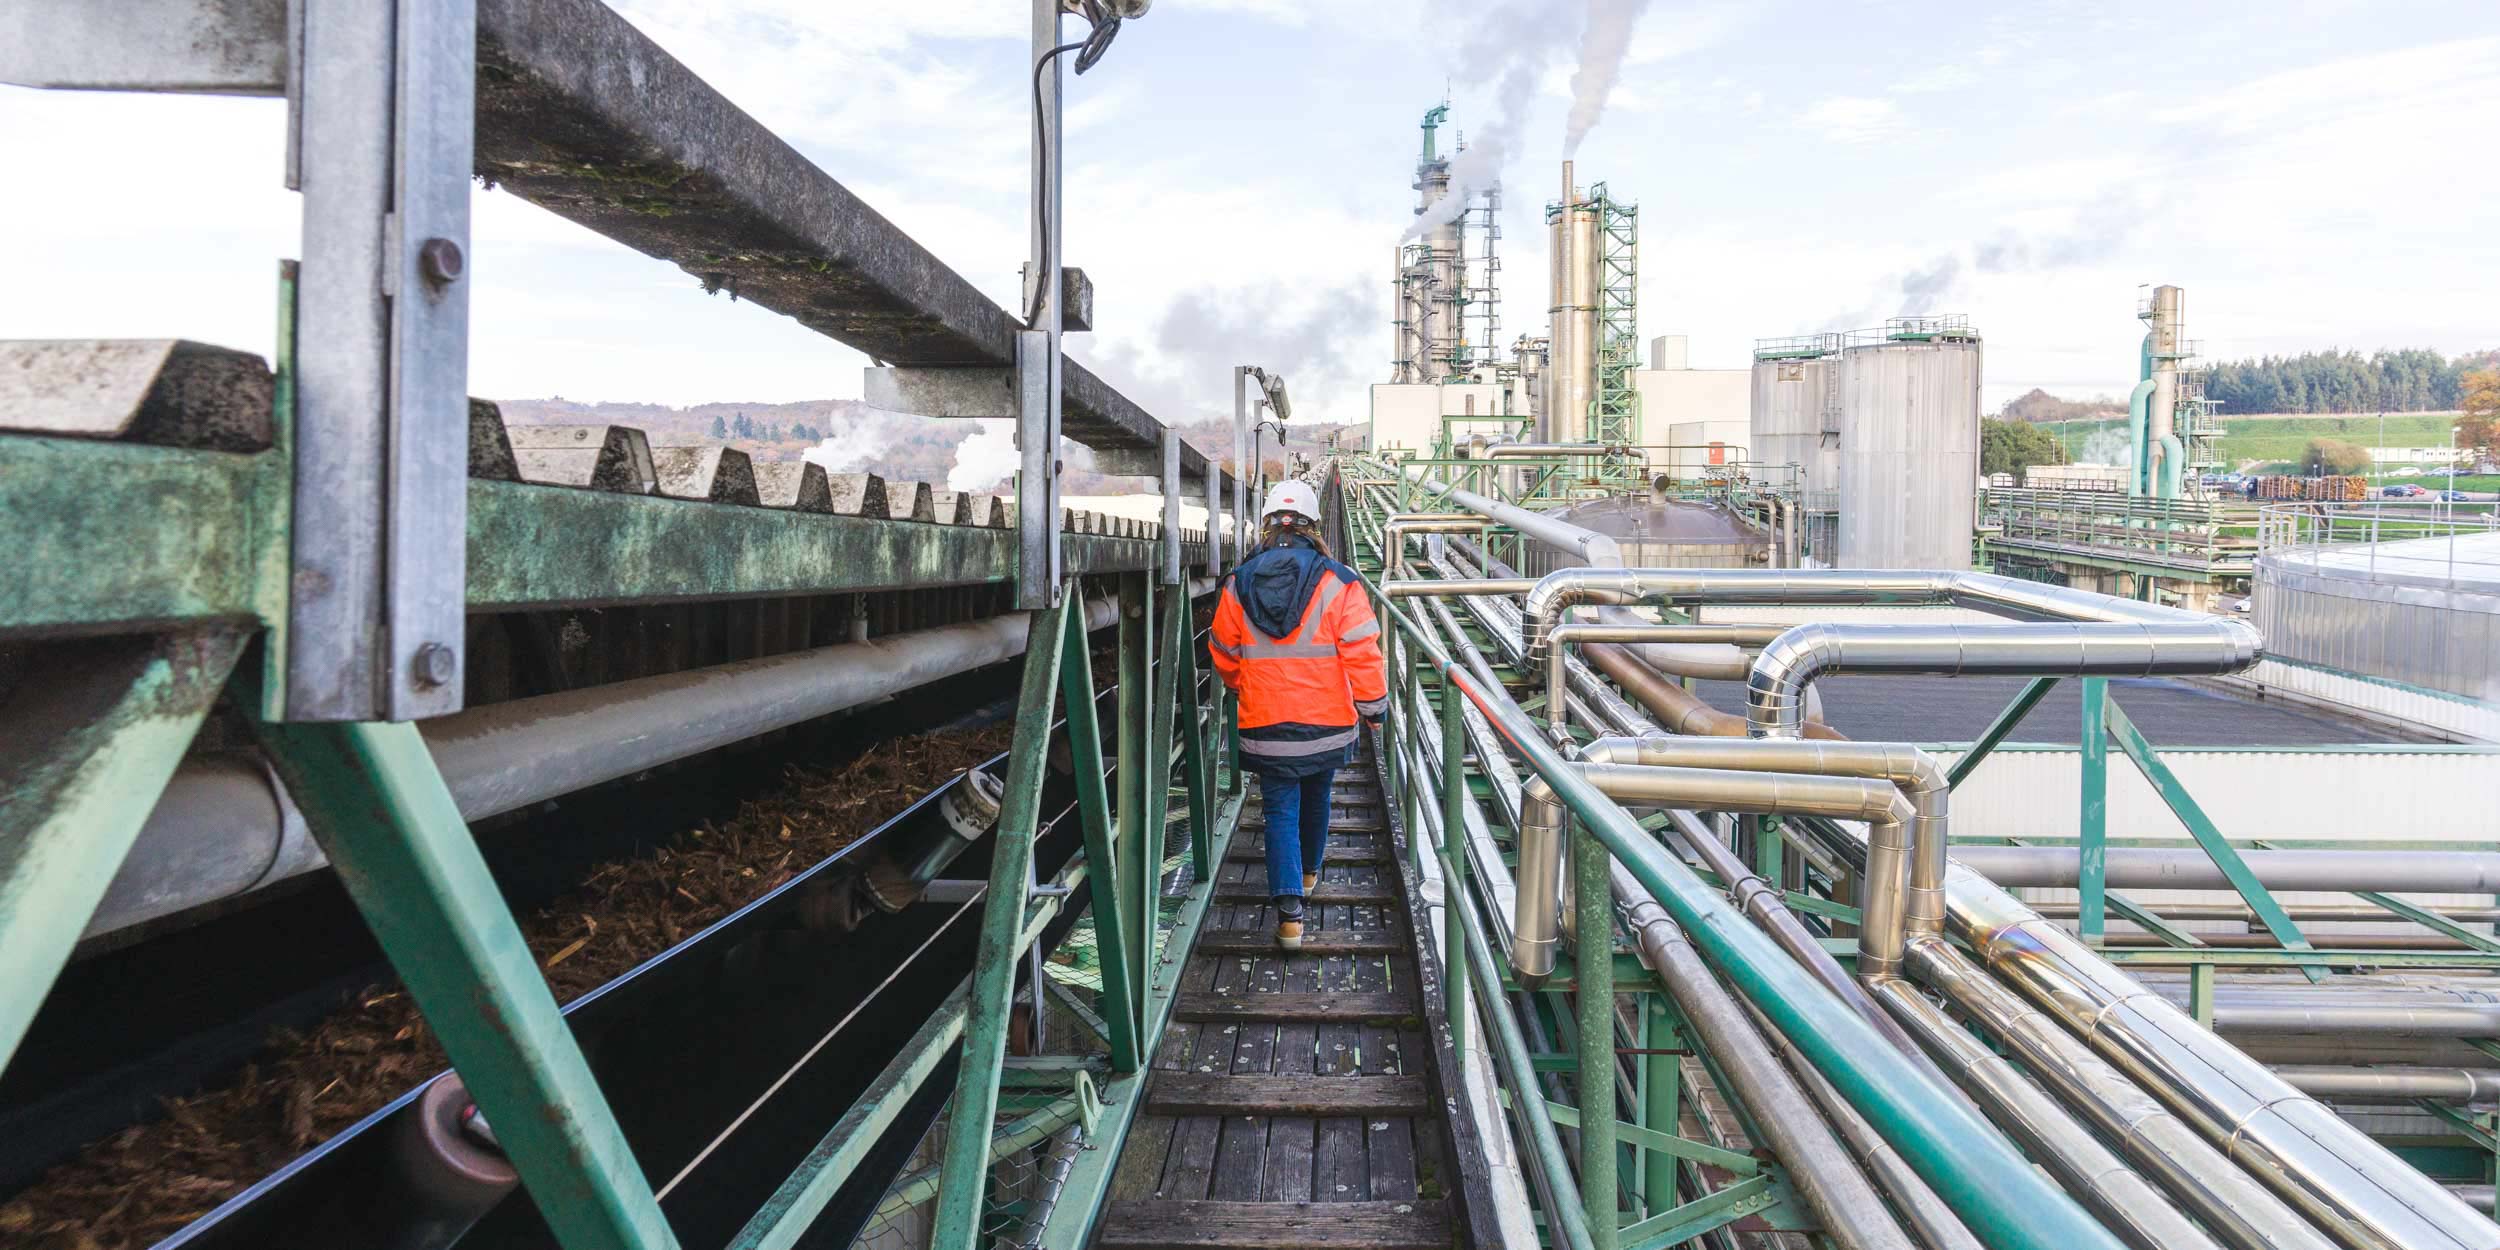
[1095, 756, 1474, 1249]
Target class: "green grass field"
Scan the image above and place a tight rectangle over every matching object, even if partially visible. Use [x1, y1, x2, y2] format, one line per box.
[2045, 412, 2470, 468]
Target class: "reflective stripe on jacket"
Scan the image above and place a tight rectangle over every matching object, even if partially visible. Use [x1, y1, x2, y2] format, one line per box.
[1209, 544, 1389, 771]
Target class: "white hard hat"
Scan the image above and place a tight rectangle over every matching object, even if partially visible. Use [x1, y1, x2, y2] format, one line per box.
[1260, 480, 1322, 524]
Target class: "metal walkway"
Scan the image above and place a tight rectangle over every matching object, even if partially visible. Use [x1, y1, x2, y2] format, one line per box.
[1094, 755, 1467, 1248]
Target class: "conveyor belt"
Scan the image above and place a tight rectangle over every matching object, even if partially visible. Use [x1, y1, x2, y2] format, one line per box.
[1092, 758, 1464, 1249]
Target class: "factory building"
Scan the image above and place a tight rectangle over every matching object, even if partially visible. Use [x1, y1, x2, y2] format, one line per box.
[1635, 335, 1749, 480]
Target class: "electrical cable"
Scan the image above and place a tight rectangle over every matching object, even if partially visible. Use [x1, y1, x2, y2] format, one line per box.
[1026, 37, 1089, 326]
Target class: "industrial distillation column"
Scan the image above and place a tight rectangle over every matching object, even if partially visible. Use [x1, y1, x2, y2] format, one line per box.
[1546, 162, 1599, 444]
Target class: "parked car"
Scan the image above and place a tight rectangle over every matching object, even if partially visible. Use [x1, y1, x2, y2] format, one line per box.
[2390, 467, 2421, 477]
[2381, 484, 2427, 498]
[2437, 489, 2469, 501]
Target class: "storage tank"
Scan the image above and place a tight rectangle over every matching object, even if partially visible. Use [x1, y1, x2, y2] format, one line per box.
[1520, 496, 1767, 577]
[1749, 336, 1840, 503]
[1836, 320, 1982, 569]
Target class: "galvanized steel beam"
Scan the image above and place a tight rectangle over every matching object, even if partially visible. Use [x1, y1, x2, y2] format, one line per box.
[0, 0, 288, 94]
[467, 0, 1231, 497]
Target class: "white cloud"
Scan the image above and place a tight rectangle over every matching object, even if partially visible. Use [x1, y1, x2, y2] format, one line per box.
[1798, 95, 1905, 144]
[1894, 64, 1980, 93]
[2154, 36, 2500, 135]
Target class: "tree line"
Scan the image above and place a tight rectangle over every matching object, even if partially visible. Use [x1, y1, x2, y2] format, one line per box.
[709, 413, 825, 442]
[2201, 348, 2498, 415]
[1981, 418, 2067, 478]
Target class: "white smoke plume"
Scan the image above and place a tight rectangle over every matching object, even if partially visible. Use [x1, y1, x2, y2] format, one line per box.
[946, 419, 1020, 492]
[1845, 189, 2146, 325]
[2080, 428, 2132, 466]
[1896, 255, 1963, 315]
[1408, 0, 1659, 242]
[1402, 62, 1537, 242]
[1562, 0, 1656, 155]
[801, 410, 892, 474]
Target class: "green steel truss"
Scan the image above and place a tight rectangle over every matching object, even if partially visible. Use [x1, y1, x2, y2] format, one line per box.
[1590, 184, 1640, 463]
[0, 268, 1236, 1249]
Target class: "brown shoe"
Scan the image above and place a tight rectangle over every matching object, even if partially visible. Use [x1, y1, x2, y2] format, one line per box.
[1276, 916, 1304, 951]
[1303, 872, 1320, 893]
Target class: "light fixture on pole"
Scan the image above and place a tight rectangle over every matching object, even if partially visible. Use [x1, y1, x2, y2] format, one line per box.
[1232, 366, 1290, 541]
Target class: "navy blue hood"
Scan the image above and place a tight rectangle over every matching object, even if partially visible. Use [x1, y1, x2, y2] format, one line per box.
[1229, 539, 1348, 639]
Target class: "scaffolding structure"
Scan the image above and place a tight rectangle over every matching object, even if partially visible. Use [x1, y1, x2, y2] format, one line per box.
[1461, 183, 1503, 372]
[1591, 184, 1639, 455]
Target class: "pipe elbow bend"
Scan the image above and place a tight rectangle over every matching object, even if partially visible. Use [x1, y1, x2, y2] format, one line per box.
[1745, 623, 1842, 739]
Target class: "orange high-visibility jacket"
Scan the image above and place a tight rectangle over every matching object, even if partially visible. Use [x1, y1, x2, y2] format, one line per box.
[1209, 541, 1388, 771]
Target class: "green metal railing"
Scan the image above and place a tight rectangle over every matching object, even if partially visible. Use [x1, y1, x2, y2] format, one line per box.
[1341, 467, 2128, 1250]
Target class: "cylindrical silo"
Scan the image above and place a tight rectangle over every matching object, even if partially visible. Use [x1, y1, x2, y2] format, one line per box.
[1836, 327, 1982, 569]
[1749, 349, 1838, 498]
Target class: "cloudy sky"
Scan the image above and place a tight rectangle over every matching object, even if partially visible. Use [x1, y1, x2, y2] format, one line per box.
[4, 0, 2495, 427]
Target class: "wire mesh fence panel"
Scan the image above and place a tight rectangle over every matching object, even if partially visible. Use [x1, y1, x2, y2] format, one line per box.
[846, 1097, 1063, 1250]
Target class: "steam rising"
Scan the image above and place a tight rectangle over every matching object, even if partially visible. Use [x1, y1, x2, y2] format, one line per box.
[947, 420, 1019, 492]
[1847, 190, 2145, 324]
[2080, 428, 2132, 465]
[1563, 0, 1656, 155]
[1403, 0, 1660, 241]
[801, 411, 893, 474]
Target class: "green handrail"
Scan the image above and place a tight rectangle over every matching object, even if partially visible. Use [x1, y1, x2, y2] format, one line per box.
[1359, 568, 2127, 1250]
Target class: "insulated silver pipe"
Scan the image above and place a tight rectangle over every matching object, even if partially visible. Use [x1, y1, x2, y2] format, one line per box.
[1588, 609, 1777, 681]
[1386, 577, 1542, 599]
[1397, 462, 1623, 567]
[1514, 763, 1911, 985]
[1892, 942, 2338, 1250]
[1569, 736, 1947, 979]
[1949, 846, 2500, 894]
[92, 583, 1207, 940]
[1609, 862, 1921, 1250]
[1873, 977, 2228, 1250]
[2275, 1066, 2500, 1105]
[1481, 441, 1628, 459]
[2204, 1004, 2500, 1039]
[1742, 1001, 1986, 1250]
[1513, 568, 2264, 737]
[2037, 901, 2500, 924]
[1380, 513, 1489, 579]
[1543, 626, 1782, 739]
[1933, 859, 2500, 1250]
[1654, 819, 1972, 1108]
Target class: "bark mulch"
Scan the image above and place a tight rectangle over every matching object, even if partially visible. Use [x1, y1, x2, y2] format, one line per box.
[0, 722, 1014, 1250]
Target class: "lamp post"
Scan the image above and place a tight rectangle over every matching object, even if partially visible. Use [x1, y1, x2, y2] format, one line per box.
[2451, 425, 2461, 505]
[1232, 366, 1291, 544]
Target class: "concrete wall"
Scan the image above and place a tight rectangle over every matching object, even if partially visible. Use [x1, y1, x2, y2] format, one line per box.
[1368, 382, 1510, 454]
[1665, 418, 1751, 477]
[1633, 367, 1748, 451]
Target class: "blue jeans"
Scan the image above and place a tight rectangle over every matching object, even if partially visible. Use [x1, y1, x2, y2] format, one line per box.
[1258, 768, 1337, 911]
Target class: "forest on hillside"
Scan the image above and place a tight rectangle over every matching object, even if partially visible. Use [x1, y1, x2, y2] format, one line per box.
[2200, 348, 2498, 414]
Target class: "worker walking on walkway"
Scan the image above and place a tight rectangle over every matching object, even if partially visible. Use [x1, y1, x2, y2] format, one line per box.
[1209, 480, 1389, 950]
